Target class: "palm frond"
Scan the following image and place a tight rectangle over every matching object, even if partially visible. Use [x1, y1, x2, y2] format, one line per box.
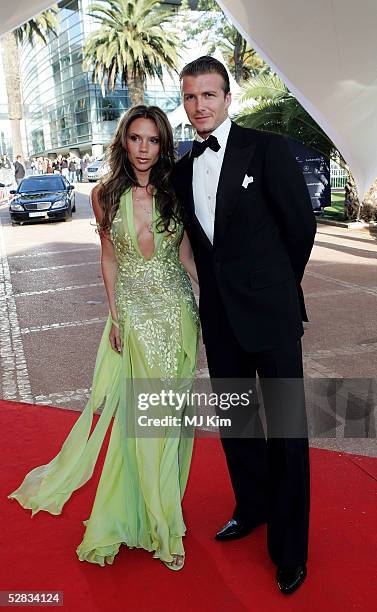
[239, 74, 289, 103]
[14, 5, 59, 45]
[84, 0, 179, 99]
[235, 73, 345, 164]
[236, 99, 287, 132]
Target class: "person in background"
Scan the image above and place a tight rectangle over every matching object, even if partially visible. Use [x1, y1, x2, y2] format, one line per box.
[61, 157, 69, 179]
[2, 155, 12, 170]
[68, 158, 76, 183]
[82, 155, 90, 182]
[14, 155, 25, 185]
[76, 157, 82, 182]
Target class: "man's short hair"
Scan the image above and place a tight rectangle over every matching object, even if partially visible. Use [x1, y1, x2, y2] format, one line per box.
[180, 56, 230, 95]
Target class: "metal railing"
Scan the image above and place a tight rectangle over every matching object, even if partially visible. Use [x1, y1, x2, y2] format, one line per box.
[330, 161, 348, 189]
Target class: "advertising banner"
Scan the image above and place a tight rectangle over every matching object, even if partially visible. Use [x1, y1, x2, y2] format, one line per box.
[288, 139, 330, 212]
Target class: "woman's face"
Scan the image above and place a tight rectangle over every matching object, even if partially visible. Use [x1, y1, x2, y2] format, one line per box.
[125, 117, 161, 176]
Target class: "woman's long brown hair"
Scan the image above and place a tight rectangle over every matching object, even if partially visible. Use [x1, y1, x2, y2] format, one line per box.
[97, 105, 180, 234]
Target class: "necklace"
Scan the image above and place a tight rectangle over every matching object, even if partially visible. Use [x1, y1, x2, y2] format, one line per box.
[132, 184, 153, 233]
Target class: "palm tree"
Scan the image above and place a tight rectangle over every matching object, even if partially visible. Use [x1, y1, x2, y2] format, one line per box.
[180, 0, 269, 84]
[235, 74, 367, 220]
[236, 74, 339, 162]
[0, 7, 58, 158]
[84, 0, 179, 105]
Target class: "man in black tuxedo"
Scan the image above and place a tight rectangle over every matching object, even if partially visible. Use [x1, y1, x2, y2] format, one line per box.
[173, 56, 316, 594]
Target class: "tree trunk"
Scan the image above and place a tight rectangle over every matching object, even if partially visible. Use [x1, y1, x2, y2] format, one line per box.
[0, 32, 24, 158]
[127, 75, 145, 106]
[344, 173, 360, 220]
[343, 167, 377, 222]
[233, 31, 244, 85]
[360, 178, 377, 222]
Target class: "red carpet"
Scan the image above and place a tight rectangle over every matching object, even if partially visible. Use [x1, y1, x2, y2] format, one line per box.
[1, 399, 377, 611]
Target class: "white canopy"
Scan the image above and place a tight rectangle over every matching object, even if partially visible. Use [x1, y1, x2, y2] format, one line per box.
[218, 0, 377, 199]
[2, 0, 377, 198]
[0, 1, 54, 37]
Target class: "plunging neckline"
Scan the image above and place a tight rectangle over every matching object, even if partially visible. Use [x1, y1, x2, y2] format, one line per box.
[125, 187, 158, 262]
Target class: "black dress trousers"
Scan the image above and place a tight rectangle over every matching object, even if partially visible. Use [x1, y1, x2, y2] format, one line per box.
[204, 300, 310, 568]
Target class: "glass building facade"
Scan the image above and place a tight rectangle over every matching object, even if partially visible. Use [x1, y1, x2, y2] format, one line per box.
[20, 0, 184, 157]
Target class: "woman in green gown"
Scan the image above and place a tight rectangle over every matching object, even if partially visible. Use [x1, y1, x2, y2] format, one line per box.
[8, 106, 200, 571]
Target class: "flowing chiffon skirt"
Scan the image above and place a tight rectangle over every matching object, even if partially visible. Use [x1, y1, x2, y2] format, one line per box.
[9, 306, 198, 566]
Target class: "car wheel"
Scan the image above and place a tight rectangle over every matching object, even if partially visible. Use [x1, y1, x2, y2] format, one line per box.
[72, 201, 76, 213]
[11, 221, 19, 226]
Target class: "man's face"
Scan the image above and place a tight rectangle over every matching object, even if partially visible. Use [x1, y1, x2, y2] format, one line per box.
[181, 72, 231, 138]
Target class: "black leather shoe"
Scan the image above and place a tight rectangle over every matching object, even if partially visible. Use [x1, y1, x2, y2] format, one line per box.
[276, 564, 307, 595]
[215, 518, 255, 541]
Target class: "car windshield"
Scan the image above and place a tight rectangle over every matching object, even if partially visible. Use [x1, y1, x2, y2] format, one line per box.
[19, 177, 66, 192]
[89, 157, 103, 167]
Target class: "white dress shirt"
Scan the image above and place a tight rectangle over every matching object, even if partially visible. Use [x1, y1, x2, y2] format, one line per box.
[192, 116, 232, 243]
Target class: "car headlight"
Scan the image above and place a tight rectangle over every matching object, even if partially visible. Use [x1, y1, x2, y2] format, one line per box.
[50, 200, 66, 209]
[10, 203, 24, 211]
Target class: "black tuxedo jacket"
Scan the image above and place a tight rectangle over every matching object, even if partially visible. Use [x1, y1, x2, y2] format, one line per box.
[173, 122, 316, 353]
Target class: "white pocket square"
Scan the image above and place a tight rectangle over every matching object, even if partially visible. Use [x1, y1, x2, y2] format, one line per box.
[242, 174, 254, 189]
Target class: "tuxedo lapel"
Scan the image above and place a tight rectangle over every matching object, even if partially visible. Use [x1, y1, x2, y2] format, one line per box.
[180, 150, 213, 251]
[179, 152, 195, 215]
[214, 123, 257, 245]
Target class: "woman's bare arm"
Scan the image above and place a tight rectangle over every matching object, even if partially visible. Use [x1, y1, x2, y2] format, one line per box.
[91, 186, 121, 352]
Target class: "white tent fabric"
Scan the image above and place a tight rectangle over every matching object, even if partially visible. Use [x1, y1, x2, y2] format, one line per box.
[217, 0, 377, 199]
[2, 1, 377, 198]
[0, 1, 54, 38]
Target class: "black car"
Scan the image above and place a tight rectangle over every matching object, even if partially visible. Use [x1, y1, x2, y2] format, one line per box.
[9, 175, 76, 225]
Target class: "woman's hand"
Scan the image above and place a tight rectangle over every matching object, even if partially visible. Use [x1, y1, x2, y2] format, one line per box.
[109, 322, 122, 353]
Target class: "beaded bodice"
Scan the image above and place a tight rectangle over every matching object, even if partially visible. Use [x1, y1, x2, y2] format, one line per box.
[109, 189, 199, 377]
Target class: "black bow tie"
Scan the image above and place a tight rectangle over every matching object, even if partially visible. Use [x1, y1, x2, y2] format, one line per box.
[191, 135, 221, 158]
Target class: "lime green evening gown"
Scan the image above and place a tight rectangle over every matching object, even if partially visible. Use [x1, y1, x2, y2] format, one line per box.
[8, 188, 199, 566]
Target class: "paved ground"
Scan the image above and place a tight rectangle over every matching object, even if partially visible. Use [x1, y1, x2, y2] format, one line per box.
[0, 183, 376, 456]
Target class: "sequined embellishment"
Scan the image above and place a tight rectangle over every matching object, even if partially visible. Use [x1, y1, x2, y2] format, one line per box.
[109, 191, 199, 379]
